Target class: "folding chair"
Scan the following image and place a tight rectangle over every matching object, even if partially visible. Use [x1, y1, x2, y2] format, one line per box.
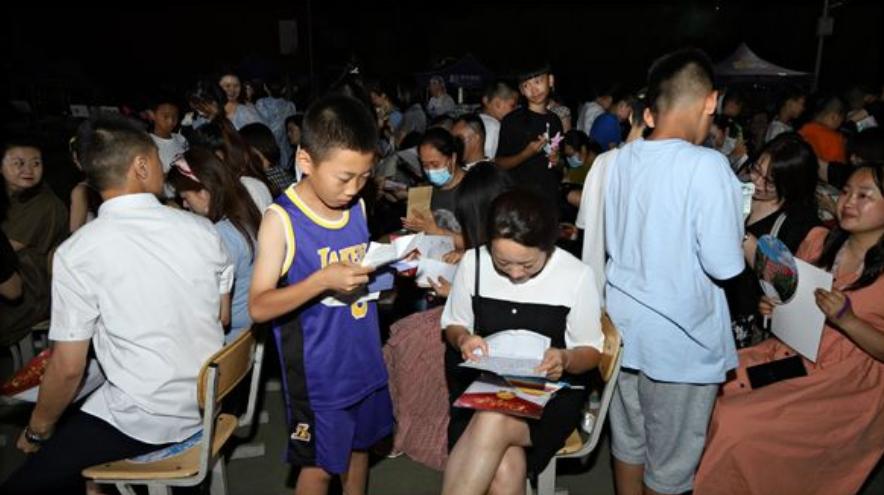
[82, 329, 258, 495]
[529, 313, 623, 495]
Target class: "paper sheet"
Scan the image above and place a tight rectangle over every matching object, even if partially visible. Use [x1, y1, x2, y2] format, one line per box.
[771, 258, 833, 362]
[361, 235, 419, 269]
[414, 234, 455, 260]
[407, 186, 433, 218]
[459, 330, 551, 378]
[416, 258, 458, 287]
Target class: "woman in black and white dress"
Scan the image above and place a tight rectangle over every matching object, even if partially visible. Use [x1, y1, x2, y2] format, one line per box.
[441, 189, 604, 495]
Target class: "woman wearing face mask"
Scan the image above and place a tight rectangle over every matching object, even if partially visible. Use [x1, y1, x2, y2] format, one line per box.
[403, 128, 466, 247]
[561, 130, 603, 186]
[695, 163, 884, 495]
[441, 189, 604, 495]
[728, 133, 824, 348]
[167, 146, 261, 343]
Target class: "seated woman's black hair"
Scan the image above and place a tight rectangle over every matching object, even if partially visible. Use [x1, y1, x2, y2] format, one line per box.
[454, 162, 514, 249]
[486, 188, 559, 254]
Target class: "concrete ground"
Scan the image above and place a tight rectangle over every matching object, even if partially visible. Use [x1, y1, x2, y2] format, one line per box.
[1, 353, 882, 495]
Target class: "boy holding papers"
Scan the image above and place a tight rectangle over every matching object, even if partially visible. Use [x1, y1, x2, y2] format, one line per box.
[249, 95, 392, 495]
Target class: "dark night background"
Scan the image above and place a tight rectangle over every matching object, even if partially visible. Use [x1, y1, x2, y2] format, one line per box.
[3, 1, 883, 117]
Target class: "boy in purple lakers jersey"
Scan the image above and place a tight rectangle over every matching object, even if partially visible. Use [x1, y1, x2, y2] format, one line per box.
[249, 95, 392, 494]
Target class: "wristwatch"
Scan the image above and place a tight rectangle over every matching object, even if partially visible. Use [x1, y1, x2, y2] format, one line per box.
[24, 425, 50, 445]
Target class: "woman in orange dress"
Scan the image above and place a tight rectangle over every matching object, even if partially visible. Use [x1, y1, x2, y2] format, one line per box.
[695, 164, 884, 494]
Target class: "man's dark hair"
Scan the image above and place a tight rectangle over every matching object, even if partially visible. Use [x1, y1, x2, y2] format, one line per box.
[646, 48, 715, 115]
[147, 91, 181, 112]
[239, 123, 281, 167]
[301, 94, 378, 163]
[487, 189, 559, 254]
[483, 80, 518, 102]
[75, 115, 155, 191]
[812, 94, 846, 120]
[775, 85, 806, 114]
[454, 113, 486, 141]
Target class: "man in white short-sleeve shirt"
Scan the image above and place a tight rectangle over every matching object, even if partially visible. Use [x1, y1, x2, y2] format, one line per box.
[2, 116, 233, 495]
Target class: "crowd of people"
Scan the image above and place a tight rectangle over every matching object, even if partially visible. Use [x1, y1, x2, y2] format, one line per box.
[1, 46, 884, 495]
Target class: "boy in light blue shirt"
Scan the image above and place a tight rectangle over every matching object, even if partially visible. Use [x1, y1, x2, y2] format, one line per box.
[605, 49, 745, 495]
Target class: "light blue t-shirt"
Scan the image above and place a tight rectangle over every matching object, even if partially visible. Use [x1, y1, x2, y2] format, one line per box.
[604, 138, 745, 384]
[230, 103, 266, 130]
[215, 219, 255, 343]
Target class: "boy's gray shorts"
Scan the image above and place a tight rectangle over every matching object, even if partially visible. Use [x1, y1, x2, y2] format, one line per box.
[609, 368, 719, 494]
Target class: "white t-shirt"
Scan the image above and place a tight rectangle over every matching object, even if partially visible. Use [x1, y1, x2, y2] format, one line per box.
[480, 113, 501, 159]
[151, 133, 188, 174]
[240, 176, 273, 212]
[441, 247, 604, 351]
[577, 102, 605, 136]
[49, 194, 233, 444]
[765, 120, 793, 143]
[575, 148, 621, 301]
[428, 94, 456, 118]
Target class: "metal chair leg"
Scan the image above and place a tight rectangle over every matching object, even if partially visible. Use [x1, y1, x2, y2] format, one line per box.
[210, 459, 228, 495]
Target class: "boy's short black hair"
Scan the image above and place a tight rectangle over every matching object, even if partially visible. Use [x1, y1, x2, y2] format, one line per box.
[76, 115, 155, 191]
[301, 95, 378, 163]
[646, 48, 715, 115]
[147, 91, 181, 112]
[515, 61, 552, 85]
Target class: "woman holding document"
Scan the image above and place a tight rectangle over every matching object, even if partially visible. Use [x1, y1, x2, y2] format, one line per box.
[440, 189, 604, 495]
[695, 164, 884, 495]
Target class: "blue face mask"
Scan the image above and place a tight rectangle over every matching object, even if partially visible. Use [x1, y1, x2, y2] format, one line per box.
[425, 167, 452, 187]
[566, 154, 583, 168]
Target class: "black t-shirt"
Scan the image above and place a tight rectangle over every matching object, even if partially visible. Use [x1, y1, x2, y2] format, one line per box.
[496, 108, 563, 202]
[431, 181, 461, 233]
[0, 228, 19, 285]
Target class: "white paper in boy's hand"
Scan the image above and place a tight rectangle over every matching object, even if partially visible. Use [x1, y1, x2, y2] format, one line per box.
[416, 258, 457, 287]
[361, 234, 418, 269]
[460, 330, 551, 378]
